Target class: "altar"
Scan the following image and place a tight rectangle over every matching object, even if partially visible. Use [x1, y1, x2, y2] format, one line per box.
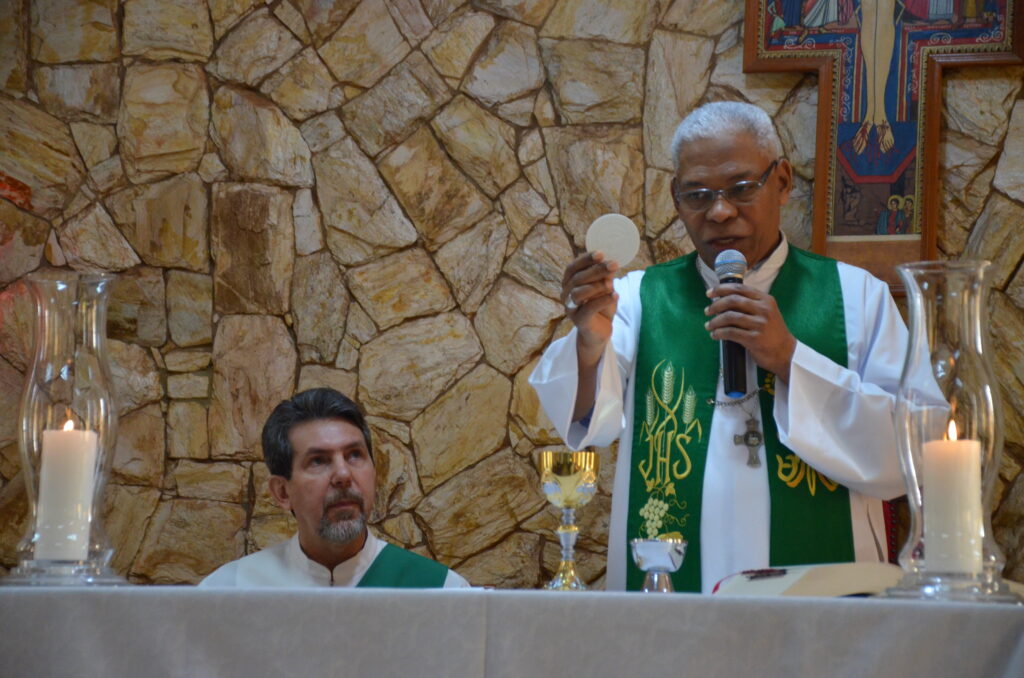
[1, 588, 1021, 677]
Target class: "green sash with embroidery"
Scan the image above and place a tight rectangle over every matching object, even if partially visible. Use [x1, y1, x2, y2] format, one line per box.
[357, 543, 449, 588]
[626, 248, 855, 592]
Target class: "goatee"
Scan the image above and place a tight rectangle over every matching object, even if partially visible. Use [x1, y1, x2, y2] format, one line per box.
[317, 488, 366, 545]
[318, 513, 365, 544]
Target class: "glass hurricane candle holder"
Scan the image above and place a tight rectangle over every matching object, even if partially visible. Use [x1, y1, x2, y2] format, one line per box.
[885, 260, 1020, 603]
[3, 271, 124, 586]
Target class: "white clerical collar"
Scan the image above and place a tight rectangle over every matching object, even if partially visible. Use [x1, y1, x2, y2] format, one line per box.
[696, 233, 790, 293]
[287, 529, 386, 586]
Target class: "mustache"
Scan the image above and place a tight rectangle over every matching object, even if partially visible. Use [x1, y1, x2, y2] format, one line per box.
[323, 488, 364, 511]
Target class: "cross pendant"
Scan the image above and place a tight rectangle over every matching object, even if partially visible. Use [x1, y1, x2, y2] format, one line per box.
[734, 417, 763, 468]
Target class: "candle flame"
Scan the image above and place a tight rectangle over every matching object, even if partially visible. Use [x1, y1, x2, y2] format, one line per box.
[947, 420, 958, 441]
[63, 419, 74, 432]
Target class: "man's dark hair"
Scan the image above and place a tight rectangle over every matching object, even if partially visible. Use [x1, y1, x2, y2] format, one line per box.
[261, 388, 373, 479]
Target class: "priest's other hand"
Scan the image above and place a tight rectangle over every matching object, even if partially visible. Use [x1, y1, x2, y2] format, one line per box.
[563, 252, 619, 370]
[705, 283, 797, 383]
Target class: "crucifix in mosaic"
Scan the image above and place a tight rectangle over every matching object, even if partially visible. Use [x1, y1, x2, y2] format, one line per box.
[745, 0, 1022, 285]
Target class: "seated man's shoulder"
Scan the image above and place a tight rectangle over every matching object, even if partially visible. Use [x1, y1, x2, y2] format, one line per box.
[198, 539, 291, 588]
[368, 540, 470, 588]
[376, 541, 449, 573]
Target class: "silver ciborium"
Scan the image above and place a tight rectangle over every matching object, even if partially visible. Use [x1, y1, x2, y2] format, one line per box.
[631, 538, 687, 593]
[538, 449, 599, 590]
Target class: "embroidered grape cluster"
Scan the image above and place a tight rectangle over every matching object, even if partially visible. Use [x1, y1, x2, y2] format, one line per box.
[639, 497, 669, 538]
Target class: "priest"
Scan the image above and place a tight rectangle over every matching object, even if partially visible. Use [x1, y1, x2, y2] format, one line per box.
[200, 388, 469, 588]
[530, 101, 907, 593]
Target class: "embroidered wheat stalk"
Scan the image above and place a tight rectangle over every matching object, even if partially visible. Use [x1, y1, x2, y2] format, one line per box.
[661, 363, 674, 406]
[682, 385, 696, 425]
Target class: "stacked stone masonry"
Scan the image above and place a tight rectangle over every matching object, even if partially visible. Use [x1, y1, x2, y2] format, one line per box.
[2, 0, 1024, 588]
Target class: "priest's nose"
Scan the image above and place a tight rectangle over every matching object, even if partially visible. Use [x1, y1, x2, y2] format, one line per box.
[329, 457, 353, 486]
[705, 194, 738, 223]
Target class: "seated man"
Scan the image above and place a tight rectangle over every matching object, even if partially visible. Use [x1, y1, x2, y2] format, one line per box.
[201, 388, 469, 588]
[530, 101, 907, 593]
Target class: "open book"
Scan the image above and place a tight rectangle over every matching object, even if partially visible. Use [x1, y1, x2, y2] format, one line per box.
[712, 562, 1024, 598]
[712, 562, 905, 597]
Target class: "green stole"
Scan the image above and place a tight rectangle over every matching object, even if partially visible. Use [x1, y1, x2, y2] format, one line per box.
[626, 247, 855, 592]
[357, 543, 449, 588]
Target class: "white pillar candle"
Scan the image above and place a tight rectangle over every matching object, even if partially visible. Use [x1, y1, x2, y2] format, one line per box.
[35, 420, 98, 561]
[923, 421, 983, 574]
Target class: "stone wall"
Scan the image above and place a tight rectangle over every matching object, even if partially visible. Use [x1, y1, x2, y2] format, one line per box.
[1, 0, 1023, 586]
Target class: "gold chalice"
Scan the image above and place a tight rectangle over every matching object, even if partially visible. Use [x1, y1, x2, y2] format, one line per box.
[537, 449, 599, 591]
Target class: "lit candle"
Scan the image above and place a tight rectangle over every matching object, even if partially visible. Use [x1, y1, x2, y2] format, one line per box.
[922, 421, 983, 574]
[35, 419, 99, 561]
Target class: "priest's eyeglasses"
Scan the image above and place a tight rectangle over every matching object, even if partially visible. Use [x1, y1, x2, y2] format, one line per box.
[677, 160, 779, 212]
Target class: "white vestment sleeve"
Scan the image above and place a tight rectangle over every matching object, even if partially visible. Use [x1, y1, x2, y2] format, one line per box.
[773, 262, 907, 500]
[529, 271, 644, 450]
[444, 569, 472, 588]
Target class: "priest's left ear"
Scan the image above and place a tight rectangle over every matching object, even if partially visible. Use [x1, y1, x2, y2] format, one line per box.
[773, 158, 794, 205]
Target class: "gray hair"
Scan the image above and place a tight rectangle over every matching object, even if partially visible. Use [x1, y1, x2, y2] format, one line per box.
[670, 102, 784, 173]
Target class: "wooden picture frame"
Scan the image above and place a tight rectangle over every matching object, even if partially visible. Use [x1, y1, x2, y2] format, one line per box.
[744, 1, 1023, 290]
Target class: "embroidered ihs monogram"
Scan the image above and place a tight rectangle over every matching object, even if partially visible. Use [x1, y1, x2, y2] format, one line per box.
[636, 360, 703, 539]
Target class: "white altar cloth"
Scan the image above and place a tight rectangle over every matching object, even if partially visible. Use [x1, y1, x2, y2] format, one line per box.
[1, 588, 1021, 677]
